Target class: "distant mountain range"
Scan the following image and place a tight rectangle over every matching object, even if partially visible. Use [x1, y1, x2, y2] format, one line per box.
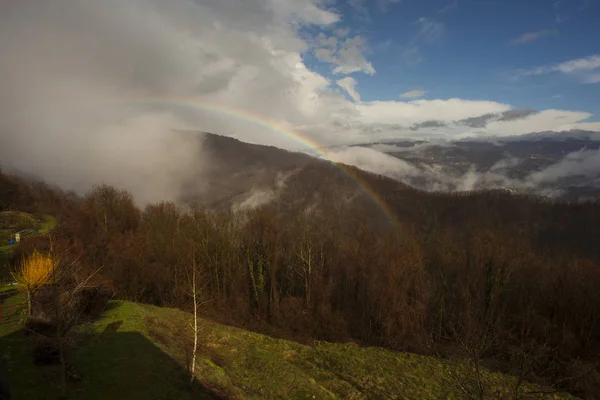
[5, 129, 599, 221]
[323, 130, 600, 201]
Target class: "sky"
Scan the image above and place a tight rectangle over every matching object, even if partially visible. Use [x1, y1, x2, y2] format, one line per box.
[329, 0, 600, 111]
[0, 0, 599, 201]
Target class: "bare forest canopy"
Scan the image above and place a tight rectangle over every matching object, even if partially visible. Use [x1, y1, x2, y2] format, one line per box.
[1, 164, 600, 398]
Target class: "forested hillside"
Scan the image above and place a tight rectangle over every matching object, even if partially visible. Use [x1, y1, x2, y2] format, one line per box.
[1, 164, 600, 398]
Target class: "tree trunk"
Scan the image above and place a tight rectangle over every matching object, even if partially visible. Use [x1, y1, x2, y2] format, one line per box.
[26, 288, 32, 316]
[53, 283, 67, 398]
[59, 338, 66, 398]
[190, 254, 198, 384]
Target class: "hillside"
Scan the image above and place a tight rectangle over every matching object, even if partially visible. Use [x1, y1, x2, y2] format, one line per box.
[0, 211, 56, 286]
[0, 297, 577, 399]
[2, 136, 600, 397]
[177, 131, 413, 227]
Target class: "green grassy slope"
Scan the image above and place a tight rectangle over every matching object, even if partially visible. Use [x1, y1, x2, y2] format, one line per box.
[0, 298, 578, 400]
[0, 296, 214, 400]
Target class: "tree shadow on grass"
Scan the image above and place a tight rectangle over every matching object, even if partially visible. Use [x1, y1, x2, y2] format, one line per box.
[1, 319, 218, 400]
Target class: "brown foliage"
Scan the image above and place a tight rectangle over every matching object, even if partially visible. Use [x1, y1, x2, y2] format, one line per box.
[8, 174, 600, 397]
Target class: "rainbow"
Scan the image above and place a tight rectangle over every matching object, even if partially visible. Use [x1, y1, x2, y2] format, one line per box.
[134, 98, 400, 228]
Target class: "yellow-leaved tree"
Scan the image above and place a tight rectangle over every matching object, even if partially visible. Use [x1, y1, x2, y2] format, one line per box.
[11, 250, 58, 315]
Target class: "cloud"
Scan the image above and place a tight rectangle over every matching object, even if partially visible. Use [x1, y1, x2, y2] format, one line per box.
[410, 120, 447, 130]
[314, 35, 376, 75]
[323, 144, 520, 194]
[413, 17, 445, 44]
[527, 148, 600, 185]
[378, 0, 402, 12]
[511, 29, 556, 45]
[515, 54, 600, 83]
[438, 0, 459, 13]
[548, 121, 600, 133]
[400, 89, 426, 98]
[356, 99, 511, 126]
[0, 0, 598, 205]
[348, 0, 371, 21]
[334, 27, 350, 37]
[582, 73, 600, 83]
[233, 188, 276, 212]
[554, 54, 600, 73]
[552, 94, 563, 98]
[458, 113, 497, 128]
[0, 0, 340, 203]
[336, 77, 361, 102]
[325, 146, 419, 178]
[497, 108, 540, 122]
[316, 33, 338, 48]
[371, 140, 452, 154]
[458, 108, 540, 128]
[401, 17, 445, 65]
[348, 0, 401, 21]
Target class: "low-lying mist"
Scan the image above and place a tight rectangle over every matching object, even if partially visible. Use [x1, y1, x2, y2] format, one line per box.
[325, 141, 600, 198]
[0, 0, 208, 205]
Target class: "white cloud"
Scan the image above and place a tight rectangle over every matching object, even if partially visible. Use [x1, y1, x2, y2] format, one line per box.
[399, 17, 445, 65]
[355, 99, 511, 125]
[555, 54, 600, 73]
[316, 33, 338, 48]
[551, 121, 600, 132]
[334, 27, 350, 37]
[314, 35, 376, 75]
[583, 73, 600, 83]
[511, 29, 555, 45]
[413, 17, 445, 44]
[325, 146, 419, 177]
[527, 149, 600, 184]
[485, 109, 593, 136]
[516, 54, 600, 84]
[400, 89, 426, 98]
[0, 0, 598, 204]
[336, 77, 361, 102]
[0, 0, 341, 201]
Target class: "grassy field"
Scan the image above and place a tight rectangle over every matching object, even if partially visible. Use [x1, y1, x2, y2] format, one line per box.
[0, 297, 578, 400]
[0, 212, 56, 285]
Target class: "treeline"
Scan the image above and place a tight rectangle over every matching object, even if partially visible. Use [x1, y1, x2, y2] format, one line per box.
[2, 169, 600, 397]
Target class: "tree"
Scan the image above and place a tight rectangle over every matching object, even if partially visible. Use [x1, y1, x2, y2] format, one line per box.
[23, 237, 103, 397]
[49, 248, 102, 397]
[11, 250, 57, 315]
[188, 248, 200, 384]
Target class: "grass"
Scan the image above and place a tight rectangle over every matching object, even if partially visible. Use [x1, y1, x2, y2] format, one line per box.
[0, 212, 37, 231]
[0, 212, 57, 286]
[3, 300, 572, 400]
[37, 215, 57, 234]
[0, 297, 214, 400]
[0, 212, 57, 248]
[0, 283, 17, 293]
[0, 298, 580, 399]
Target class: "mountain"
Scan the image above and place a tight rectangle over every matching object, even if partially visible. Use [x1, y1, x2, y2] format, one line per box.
[173, 132, 600, 263]
[337, 130, 600, 201]
[3, 132, 600, 398]
[177, 131, 411, 229]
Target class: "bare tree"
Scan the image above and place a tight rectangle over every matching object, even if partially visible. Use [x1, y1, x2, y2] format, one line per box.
[189, 247, 199, 384]
[25, 235, 103, 397]
[178, 240, 209, 386]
